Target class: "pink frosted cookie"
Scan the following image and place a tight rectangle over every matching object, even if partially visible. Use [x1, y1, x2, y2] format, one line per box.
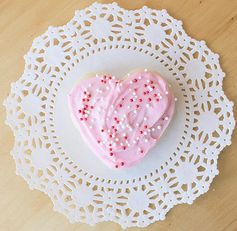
[68, 70, 175, 169]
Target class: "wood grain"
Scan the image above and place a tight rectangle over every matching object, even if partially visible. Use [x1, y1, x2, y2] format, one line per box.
[0, 0, 236, 230]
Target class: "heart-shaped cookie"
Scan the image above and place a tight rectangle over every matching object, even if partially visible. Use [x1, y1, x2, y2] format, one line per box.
[68, 70, 175, 169]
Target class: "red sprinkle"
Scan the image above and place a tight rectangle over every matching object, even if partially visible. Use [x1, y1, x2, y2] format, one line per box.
[133, 79, 138, 83]
[148, 98, 152, 102]
[110, 152, 113, 156]
[144, 125, 148, 129]
[144, 84, 148, 87]
[140, 131, 143, 134]
[136, 104, 140, 108]
[139, 99, 143, 102]
[150, 81, 154, 84]
[101, 129, 104, 132]
[130, 99, 133, 102]
[121, 162, 124, 166]
[119, 104, 123, 108]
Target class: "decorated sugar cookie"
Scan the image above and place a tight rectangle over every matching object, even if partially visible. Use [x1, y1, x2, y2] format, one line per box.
[68, 70, 175, 168]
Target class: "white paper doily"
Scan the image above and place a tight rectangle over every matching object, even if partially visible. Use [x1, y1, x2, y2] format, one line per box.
[4, 2, 235, 228]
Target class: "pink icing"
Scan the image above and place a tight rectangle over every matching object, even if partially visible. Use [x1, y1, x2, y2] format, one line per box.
[68, 71, 175, 169]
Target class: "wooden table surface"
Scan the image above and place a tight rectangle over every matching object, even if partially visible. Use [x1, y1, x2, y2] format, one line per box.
[0, 0, 237, 230]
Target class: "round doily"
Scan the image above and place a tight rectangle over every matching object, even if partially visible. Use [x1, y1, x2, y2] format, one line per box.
[3, 2, 235, 228]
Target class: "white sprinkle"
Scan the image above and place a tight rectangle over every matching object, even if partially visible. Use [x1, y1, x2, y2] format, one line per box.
[134, 110, 137, 114]
[96, 74, 99, 77]
[136, 123, 139, 127]
[159, 96, 163, 99]
[112, 76, 115, 79]
[144, 68, 148, 72]
[175, 97, 178, 101]
[123, 133, 126, 137]
[133, 92, 136, 96]
[157, 125, 161, 130]
[127, 105, 131, 109]
[146, 104, 150, 108]
[114, 110, 118, 114]
[89, 125, 93, 129]
[120, 142, 124, 146]
[151, 128, 155, 131]
[84, 114, 88, 118]
[165, 116, 169, 121]
[144, 131, 148, 135]
[125, 140, 129, 144]
[165, 91, 169, 95]
[129, 127, 132, 131]
[127, 143, 131, 147]
[145, 139, 148, 143]
[138, 147, 142, 151]
[108, 129, 111, 133]
[133, 140, 137, 144]
[136, 137, 139, 140]
[127, 73, 130, 76]
[106, 86, 109, 90]
[106, 117, 109, 121]
[148, 86, 153, 92]
[148, 129, 151, 132]
[138, 76, 142, 80]
[147, 79, 150, 83]
[88, 83, 92, 87]
[115, 138, 119, 142]
[129, 88, 132, 91]
[111, 105, 114, 108]
[112, 134, 115, 138]
[130, 80, 133, 84]
[144, 117, 147, 121]
[158, 92, 161, 96]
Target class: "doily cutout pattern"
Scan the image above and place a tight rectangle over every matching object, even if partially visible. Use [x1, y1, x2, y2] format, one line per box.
[3, 2, 235, 228]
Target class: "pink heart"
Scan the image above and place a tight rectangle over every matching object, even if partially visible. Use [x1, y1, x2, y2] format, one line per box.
[68, 71, 175, 169]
